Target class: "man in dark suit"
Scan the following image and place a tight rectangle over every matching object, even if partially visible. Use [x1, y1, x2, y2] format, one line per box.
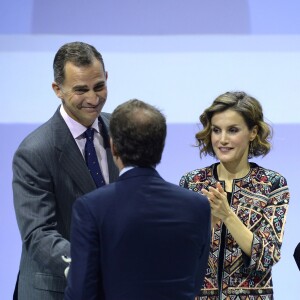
[294, 243, 300, 270]
[65, 99, 211, 300]
[12, 42, 119, 300]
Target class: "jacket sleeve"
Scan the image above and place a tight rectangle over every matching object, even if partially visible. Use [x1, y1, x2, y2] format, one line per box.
[65, 196, 103, 300]
[179, 174, 189, 188]
[245, 175, 290, 272]
[13, 143, 70, 276]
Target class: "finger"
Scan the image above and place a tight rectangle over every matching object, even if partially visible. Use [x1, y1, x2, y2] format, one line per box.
[201, 189, 214, 203]
[216, 182, 223, 191]
[208, 187, 222, 199]
[210, 185, 228, 200]
[216, 182, 227, 196]
[201, 188, 208, 196]
[64, 266, 69, 278]
[62, 255, 71, 263]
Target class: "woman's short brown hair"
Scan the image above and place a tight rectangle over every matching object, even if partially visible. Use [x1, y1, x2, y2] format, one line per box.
[196, 91, 272, 158]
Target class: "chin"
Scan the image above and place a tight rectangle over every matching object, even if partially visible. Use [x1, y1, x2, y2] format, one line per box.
[218, 156, 235, 163]
[87, 110, 100, 119]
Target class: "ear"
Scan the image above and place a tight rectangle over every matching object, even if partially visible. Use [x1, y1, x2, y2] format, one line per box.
[250, 125, 258, 141]
[52, 82, 63, 99]
[105, 71, 108, 80]
[110, 137, 117, 156]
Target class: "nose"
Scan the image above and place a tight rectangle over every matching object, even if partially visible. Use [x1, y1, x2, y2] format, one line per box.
[86, 90, 100, 105]
[219, 132, 228, 144]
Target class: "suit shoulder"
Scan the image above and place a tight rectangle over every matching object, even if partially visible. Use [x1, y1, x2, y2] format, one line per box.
[170, 183, 211, 219]
[100, 112, 111, 122]
[167, 181, 209, 204]
[13, 112, 61, 159]
[80, 182, 117, 206]
[16, 121, 52, 149]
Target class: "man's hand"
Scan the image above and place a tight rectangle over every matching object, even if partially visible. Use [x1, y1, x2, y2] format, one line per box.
[62, 255, 72, 278]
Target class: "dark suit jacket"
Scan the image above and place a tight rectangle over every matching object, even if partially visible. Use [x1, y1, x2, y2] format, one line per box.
[64, 167, 211, 300]
[294, 243, 300, 270]
[13, 107, 119, 300]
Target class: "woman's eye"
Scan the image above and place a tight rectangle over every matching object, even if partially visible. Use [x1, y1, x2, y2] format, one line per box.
[229, 128, 238, 133]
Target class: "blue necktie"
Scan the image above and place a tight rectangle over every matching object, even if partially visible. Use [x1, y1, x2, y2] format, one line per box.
[84, 128, 106, 187]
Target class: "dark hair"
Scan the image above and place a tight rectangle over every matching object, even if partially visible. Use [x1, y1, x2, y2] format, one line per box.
[110, 99, 167, 167]
[53, 41, 105, 85]
[196, 91, 272, 158]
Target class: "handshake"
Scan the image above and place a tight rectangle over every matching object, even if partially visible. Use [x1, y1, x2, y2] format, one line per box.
[62, 255, 72, 278]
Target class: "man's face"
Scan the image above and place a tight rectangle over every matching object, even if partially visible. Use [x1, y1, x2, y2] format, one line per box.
[53, 58, 107, 127]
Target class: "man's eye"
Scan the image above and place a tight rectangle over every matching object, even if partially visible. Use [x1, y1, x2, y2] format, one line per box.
[74, 90, 87, 95]
[94, 85, 105, 92]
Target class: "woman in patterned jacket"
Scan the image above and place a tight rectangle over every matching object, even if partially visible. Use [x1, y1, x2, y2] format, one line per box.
[180, 91, 290, 300]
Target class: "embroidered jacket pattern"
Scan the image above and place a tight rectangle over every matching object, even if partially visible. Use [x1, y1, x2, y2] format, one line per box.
[179, 163, 290, 300]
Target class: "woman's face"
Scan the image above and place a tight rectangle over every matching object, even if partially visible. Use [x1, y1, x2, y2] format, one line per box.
[210, 109, 257, 166]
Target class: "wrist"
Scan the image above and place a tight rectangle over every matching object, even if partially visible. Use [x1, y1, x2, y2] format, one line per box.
[223, 208, 234, 224]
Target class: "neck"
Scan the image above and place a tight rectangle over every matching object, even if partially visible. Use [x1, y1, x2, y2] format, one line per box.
[217, 161, 250, 181]
[113, 155, 125, 172]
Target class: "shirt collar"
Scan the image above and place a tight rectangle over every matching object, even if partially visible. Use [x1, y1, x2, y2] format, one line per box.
[60, 105, 100, 139]
[119, 166, 136, 176]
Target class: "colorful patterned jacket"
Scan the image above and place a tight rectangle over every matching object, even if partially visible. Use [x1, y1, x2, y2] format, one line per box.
[179, 163, 290, 300]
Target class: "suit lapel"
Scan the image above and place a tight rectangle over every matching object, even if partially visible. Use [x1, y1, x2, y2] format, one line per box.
[98, 113, 119, 183]
[51, 109, 96, 194]
[107, 149, 119, 183]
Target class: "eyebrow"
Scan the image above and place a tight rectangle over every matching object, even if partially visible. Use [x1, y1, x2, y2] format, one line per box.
[72, 85, 88, 90]
[75, 80, 105, 88]
[211, 124, 240, 128]
[94, 81, 106, 87]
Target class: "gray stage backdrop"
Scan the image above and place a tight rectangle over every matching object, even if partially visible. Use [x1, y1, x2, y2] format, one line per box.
[1, 1, 300, 298]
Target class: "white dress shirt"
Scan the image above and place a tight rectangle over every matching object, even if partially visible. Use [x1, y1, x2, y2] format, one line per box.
[119, 166, 135, 176]
[60, 105, 109, 184]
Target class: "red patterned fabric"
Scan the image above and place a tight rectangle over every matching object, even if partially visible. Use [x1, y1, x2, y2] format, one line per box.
[180, 163, 290, 300]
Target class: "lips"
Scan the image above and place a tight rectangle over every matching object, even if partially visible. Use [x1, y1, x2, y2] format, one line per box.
[82, 106, 98, 109]
[218, 147, 233, 152]
[81, 101, 105, 110]
[80, 104, 102, 111]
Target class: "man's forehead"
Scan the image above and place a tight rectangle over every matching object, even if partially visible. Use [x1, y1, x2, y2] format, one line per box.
[63, 62, 105, 85]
